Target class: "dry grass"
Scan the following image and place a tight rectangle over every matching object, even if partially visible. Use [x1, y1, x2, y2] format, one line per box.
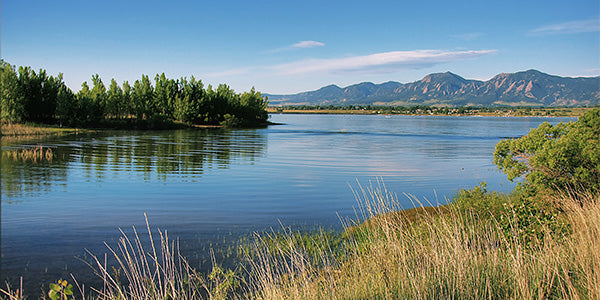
[83, 214, 240, 300]
[0, 123, 83, 136]
[0, 278, 23, 300]
[246, 184, 600, 299]
[0, 215, 240, 300]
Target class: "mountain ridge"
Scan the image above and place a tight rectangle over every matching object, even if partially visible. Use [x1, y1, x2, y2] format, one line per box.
[265, 70, 600, 107]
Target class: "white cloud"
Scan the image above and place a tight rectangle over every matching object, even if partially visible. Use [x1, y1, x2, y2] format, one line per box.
[266, 40, 325, 53]
[531, 18, 600, 35]
[291, 41, 325, 48]
[268, 49, 498, 75]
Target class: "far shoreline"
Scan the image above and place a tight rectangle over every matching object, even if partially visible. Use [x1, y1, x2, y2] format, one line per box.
[267, 106, 593, 118]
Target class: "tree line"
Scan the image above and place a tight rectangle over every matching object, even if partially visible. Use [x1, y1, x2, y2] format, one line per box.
[0, 60, 269, 128]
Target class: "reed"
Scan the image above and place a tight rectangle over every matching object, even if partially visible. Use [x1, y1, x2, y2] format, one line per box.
[0, 278, 23, 300]
[2, 145, 55, 162]
[82, 214, 240, 300]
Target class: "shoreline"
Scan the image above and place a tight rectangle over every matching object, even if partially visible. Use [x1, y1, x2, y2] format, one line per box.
[267, 107, 590, 118]
[0, 121, 278, 139]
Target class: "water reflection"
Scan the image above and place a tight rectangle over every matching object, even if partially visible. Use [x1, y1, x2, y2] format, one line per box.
[1, 129, 267, 201]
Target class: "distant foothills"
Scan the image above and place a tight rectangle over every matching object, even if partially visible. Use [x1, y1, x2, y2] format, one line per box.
[265, 70, 600, 107]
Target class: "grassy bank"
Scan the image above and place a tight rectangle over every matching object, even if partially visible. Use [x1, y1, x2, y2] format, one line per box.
[0, 123, 89, 137]
[1, 119, 276, 138]
[247, 186, 599, 299]
[1, 123, 93, 148]
[2, 186, 598, 300]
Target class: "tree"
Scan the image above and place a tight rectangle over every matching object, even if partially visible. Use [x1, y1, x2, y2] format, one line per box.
[174, 76, 204, 124]
[494, 108, 600, 195]
[2, 61, 70, 125]
[0, 60, 24, 123]
[89, 74, 107, 121]
[132, 75, 154, 120]
[55, 81, 77, 126]
[13, 66, 66, 123]
[153, 73, 178, 118]
[208, 84, 236, 125]
[239, 87, 268, 124]
[107, 79, 123, 119]
[122, 81, 132, 118]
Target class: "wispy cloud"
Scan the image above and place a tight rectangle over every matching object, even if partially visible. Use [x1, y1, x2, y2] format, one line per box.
[268, 49, 497, 75]
[531, 18, 600, 35]
[291, 41, 325, 48]
[267, 40, 325, 53]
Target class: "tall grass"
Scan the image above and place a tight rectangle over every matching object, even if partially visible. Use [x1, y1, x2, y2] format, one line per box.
[82, 214, 240, 300]
[247, 184, 600, 299]
[1, 186, 598, 299]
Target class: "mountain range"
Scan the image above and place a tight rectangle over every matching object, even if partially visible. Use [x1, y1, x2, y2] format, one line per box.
[265, 70, 600, 107]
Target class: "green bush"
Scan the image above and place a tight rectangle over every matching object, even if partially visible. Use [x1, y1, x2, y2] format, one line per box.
[452, 182, 507, 217]
[494, 108, 600, 197]
[220, 113, 243, 128]
[500, 185, 569, 247]
[453, 183, 569, 248]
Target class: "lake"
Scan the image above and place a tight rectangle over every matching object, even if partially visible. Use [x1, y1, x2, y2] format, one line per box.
[1, 114, 575, 292]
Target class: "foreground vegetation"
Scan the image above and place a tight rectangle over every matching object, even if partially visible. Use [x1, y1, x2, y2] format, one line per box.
[2, 110, 598, 299]
[0, 60, 269, 129]
[248, 186, 598, 299]
[269, 105, 595, 117]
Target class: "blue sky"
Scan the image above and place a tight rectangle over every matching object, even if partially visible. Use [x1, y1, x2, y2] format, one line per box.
[2, 0, 599, 94]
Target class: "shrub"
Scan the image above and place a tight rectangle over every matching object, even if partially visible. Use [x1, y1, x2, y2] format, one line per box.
[493, 108, 600, 197]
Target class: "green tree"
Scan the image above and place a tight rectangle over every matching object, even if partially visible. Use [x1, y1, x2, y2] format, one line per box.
[153, 73, 178, 118]
[239, 87, 268, 124]
[18, 66, 61, 123]
[132, 75, 154, 120]
[55, 81, 77, 126]
[494, 108, 600, 196]
[90, 74, 107, 114]
[122, 81, 132, 118]
[106, 78, 123, 119]
[174, 76, 204, 124]
[206, 84, 236, 125]
[77, 81, 94, 125]
[0, 60, 24, 123]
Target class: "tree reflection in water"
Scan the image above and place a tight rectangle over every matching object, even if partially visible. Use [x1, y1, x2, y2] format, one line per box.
[1, 129, 267, 201]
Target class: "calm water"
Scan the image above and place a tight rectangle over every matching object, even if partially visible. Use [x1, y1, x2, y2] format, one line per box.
[1, 114, 574, 291]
